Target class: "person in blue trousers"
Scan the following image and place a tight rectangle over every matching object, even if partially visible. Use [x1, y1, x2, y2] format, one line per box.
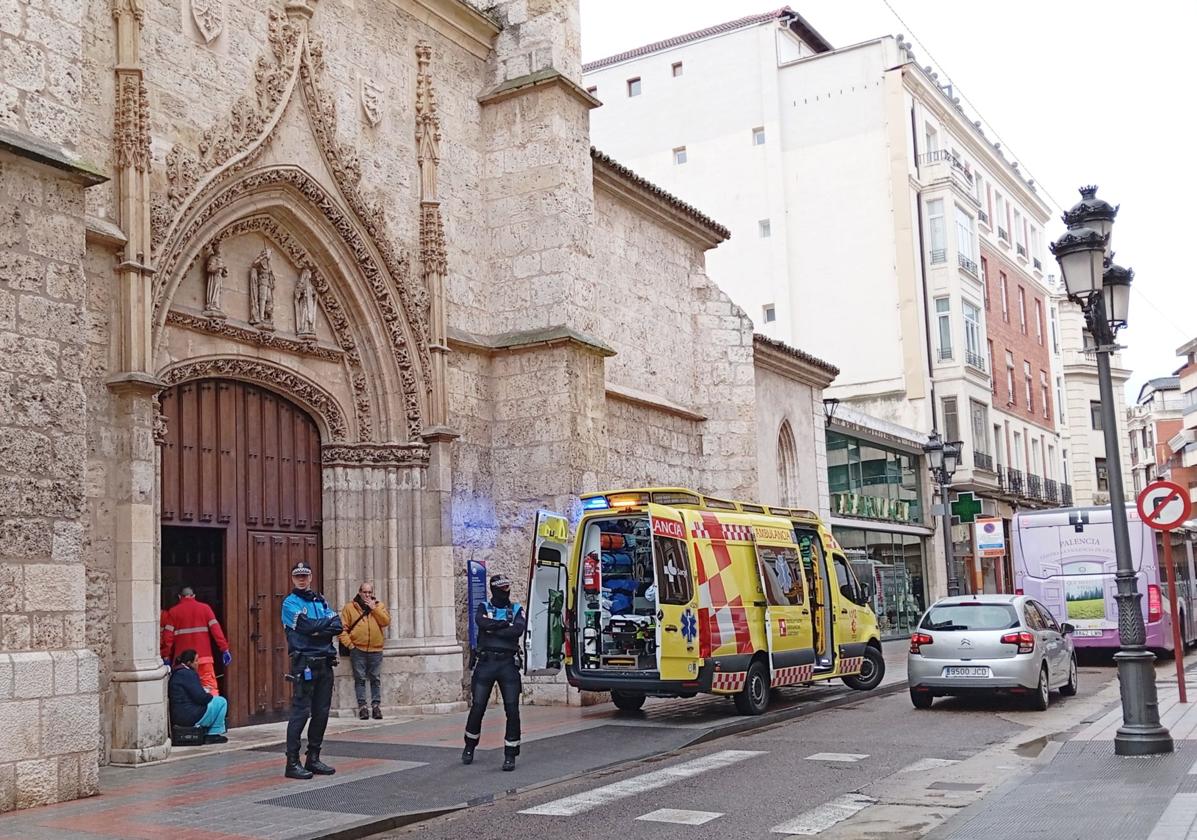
[168, 648, 228, 744]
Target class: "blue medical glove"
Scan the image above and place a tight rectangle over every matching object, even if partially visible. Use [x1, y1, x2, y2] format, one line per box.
[221, 650, 233, 666]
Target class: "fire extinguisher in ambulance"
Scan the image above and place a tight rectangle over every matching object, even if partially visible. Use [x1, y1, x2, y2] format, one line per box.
[583, 551, 600, 593]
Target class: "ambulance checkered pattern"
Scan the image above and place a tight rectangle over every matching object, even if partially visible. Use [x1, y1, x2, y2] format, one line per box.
[771, 663, 814, 686]
[839, 656, 864, 674]
[711, 671, 747, 693]
[692, 513, 755, 659]
[720, 524, 754, 542]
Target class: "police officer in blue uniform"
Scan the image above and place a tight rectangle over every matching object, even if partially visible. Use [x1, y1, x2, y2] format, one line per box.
[462, 574, 525, 771]
[281, 561, 343, 779]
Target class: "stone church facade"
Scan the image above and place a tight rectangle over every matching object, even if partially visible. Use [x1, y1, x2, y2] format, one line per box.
[0, 0, 837, 810]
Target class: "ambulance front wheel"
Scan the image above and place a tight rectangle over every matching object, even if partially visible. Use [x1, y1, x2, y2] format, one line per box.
[610, 690, 646, 712]
[843, 646, 885, 691]
[733, 660, 771, 715]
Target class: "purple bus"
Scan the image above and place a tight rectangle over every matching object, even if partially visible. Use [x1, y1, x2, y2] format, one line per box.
[1012, 505, 1197, 652]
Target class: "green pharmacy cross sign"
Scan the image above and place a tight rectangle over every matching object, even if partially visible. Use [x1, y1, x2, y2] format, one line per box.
[950, 492, 984, 524]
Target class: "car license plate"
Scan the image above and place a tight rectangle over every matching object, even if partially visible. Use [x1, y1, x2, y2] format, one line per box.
[943, 666, 990, 678]
[1073, 630, 1104, 638]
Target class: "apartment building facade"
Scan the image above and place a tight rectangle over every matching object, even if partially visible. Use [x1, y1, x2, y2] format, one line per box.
[584, 7, 1071, 601]
[1128, 377, 1185, 494]
[1173, 338, 1197, 503]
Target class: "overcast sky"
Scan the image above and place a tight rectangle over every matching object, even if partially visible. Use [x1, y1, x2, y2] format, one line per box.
[580, 1, 1196, 398]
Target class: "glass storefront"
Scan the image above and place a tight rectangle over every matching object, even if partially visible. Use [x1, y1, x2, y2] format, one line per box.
[827, 430, 929, 639]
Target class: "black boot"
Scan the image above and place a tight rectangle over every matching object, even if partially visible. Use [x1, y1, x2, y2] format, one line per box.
[305, 748, 336, 775]
[461, 742, 476, 765]
[502, 753, 516, 772]
[285, 751, 313, 779]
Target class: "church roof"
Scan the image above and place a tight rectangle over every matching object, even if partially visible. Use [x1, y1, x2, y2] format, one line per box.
[591, 147, 730, 242]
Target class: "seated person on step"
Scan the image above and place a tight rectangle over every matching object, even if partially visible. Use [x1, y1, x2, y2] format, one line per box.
[169, 648, 228, 745]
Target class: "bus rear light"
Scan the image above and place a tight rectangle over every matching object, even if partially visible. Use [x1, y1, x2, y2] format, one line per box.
[909, 632, 933, 654]
[1001, 631, 1035, 654]
[1148, 585, 1163, 622]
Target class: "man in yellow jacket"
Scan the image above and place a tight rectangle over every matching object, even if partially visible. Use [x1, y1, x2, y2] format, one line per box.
[338, 582, 391, 719]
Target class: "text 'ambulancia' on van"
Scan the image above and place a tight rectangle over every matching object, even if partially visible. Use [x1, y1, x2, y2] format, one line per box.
[522, 488, 885, 715]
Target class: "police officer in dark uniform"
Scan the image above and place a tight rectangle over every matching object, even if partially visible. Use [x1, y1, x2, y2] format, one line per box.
[281, 561, 343, 779]
[462, 574, 525, 771]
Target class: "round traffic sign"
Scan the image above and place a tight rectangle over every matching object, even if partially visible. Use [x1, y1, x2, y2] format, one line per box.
[1136, 480, 1193, 532]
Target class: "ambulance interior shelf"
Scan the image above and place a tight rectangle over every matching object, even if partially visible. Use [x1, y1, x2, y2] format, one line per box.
[581, 517, 658, 672]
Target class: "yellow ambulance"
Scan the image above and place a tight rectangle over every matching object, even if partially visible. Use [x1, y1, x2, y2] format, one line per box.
[523, 487, 884, 715]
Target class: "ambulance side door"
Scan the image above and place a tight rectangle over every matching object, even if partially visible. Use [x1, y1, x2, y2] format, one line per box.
[754, 539, 814, 673]
[524, 510, 569, 675]
[648, 504, 699, 681]
[830, 550, 869, 644]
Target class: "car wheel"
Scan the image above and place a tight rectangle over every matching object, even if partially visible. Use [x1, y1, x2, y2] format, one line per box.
[843, 647, 885, 691]
[733, 660, 771, 716]
[1028, 665, 1050, 711]
[910, 688, 934, 709]
[1060, 656, 1079, 697]
[610, 690, 646, 712]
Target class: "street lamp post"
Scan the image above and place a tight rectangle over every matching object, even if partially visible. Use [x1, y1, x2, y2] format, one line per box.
[924, 431, 964, 597]
[1051, 186, 1173, 756]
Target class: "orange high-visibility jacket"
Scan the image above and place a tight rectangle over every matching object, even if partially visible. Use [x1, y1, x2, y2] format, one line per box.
[161, 597, 229, 662]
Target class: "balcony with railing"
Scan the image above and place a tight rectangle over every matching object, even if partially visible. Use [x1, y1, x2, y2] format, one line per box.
[974, 451, 994, 472]
[1006, 467, 1025, 496]
[998, 227, 1010, 243]
[916, 149, 975, 194]
[1033, 257, 1042, 271]
[958, 253, 979, 276]
[931, 248, 947, 264]
[938, 346, 953, 362]
[1016, 243, 1027, 259]
[978, 209, 990, 226]
[965, 349, 987, 372]
[1044, 478, 1059, 504]
[1027, 473, 1043, 501]
[1061, 483, 1074, 506]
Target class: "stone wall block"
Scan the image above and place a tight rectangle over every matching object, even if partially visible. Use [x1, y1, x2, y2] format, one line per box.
[1, 614, 30, 649]
[55, 754, 78, 801]
[14, 757, 56, 810]
[0, 762, 13, 812]
[0, 698, 41, 760]
[50, 650, 77, 694]
[0, 563, 22, 611]
[25, 563, 85, 612]
[0, 653, 11, 698]
[11, 650, 52, 698]
[41, 695, 98, 755]
[76, 649, 97, 693]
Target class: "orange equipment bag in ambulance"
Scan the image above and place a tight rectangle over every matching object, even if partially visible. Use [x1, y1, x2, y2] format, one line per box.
[523, 488, 885, 715]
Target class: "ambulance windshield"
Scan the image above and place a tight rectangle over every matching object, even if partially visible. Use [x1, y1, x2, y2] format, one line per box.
[577, 516, 658, 673]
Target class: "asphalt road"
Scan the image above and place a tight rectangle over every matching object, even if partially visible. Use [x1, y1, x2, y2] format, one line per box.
[373, 662, 1118, 840]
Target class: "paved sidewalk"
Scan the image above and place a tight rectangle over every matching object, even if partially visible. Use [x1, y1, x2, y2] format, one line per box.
[0, 643, 907, 840]
[938, 666, 1197, 839]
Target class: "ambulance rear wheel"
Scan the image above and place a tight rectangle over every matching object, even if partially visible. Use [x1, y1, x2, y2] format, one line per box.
[734, 660, 771, 716]
[843, 646, 885, 691]
[611, 690, 646, 712]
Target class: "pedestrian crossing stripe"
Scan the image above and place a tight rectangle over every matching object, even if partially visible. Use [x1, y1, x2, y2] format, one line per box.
[519, 749, 766, 817]
[772, 664, 814, 686]
[770, 793, 876, 835]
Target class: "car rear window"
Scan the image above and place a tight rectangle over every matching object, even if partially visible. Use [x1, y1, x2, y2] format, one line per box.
[920, 603, 1020, 632]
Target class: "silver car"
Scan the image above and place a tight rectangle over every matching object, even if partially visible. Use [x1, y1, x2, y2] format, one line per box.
[907, 594, 1077, 710]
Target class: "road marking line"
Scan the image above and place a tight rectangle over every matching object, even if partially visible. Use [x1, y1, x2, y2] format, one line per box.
[636, 809, 723, 825]
[1187, 759, 1197, 775]
[804, 752, 869, 763]
[1147, 793, 1197, 839]
[518, 749, 765, 817]
[898, 757, 959, 773]
[771, 794, 877, 835]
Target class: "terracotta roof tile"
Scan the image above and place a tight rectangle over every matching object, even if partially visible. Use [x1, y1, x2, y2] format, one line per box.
[582, 6, 830, 73]
[591, 147, 730, 241]
[753, 333, 840, 377]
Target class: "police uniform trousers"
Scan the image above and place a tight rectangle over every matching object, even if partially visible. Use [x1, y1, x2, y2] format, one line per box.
[287, 655, 334, 755]
[464, 652, 521, 756]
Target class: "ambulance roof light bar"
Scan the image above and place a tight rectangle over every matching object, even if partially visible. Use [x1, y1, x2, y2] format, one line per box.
[581, 496, 610, 511]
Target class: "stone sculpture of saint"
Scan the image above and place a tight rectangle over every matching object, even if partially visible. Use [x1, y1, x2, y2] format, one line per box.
[248, 247, 276, 330]
[203, 241, 227, 318]
[294, 267, 317, 337]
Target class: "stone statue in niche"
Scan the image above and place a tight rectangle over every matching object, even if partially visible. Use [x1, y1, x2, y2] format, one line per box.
[203, 241, 227, 318]
[361, 77, 383, 128]
[294, 267, 317, 338]
[248, 247, 276, 330]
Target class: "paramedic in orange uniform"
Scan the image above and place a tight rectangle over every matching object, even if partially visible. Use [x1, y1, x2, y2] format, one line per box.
[161, 586, 231, 695]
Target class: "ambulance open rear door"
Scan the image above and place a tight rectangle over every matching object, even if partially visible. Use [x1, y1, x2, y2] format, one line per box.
[524, 510, 569, 675]
[647, 504, 698, 682]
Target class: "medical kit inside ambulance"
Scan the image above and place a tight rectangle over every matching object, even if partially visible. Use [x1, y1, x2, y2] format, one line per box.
[579, 518, 658, 670]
